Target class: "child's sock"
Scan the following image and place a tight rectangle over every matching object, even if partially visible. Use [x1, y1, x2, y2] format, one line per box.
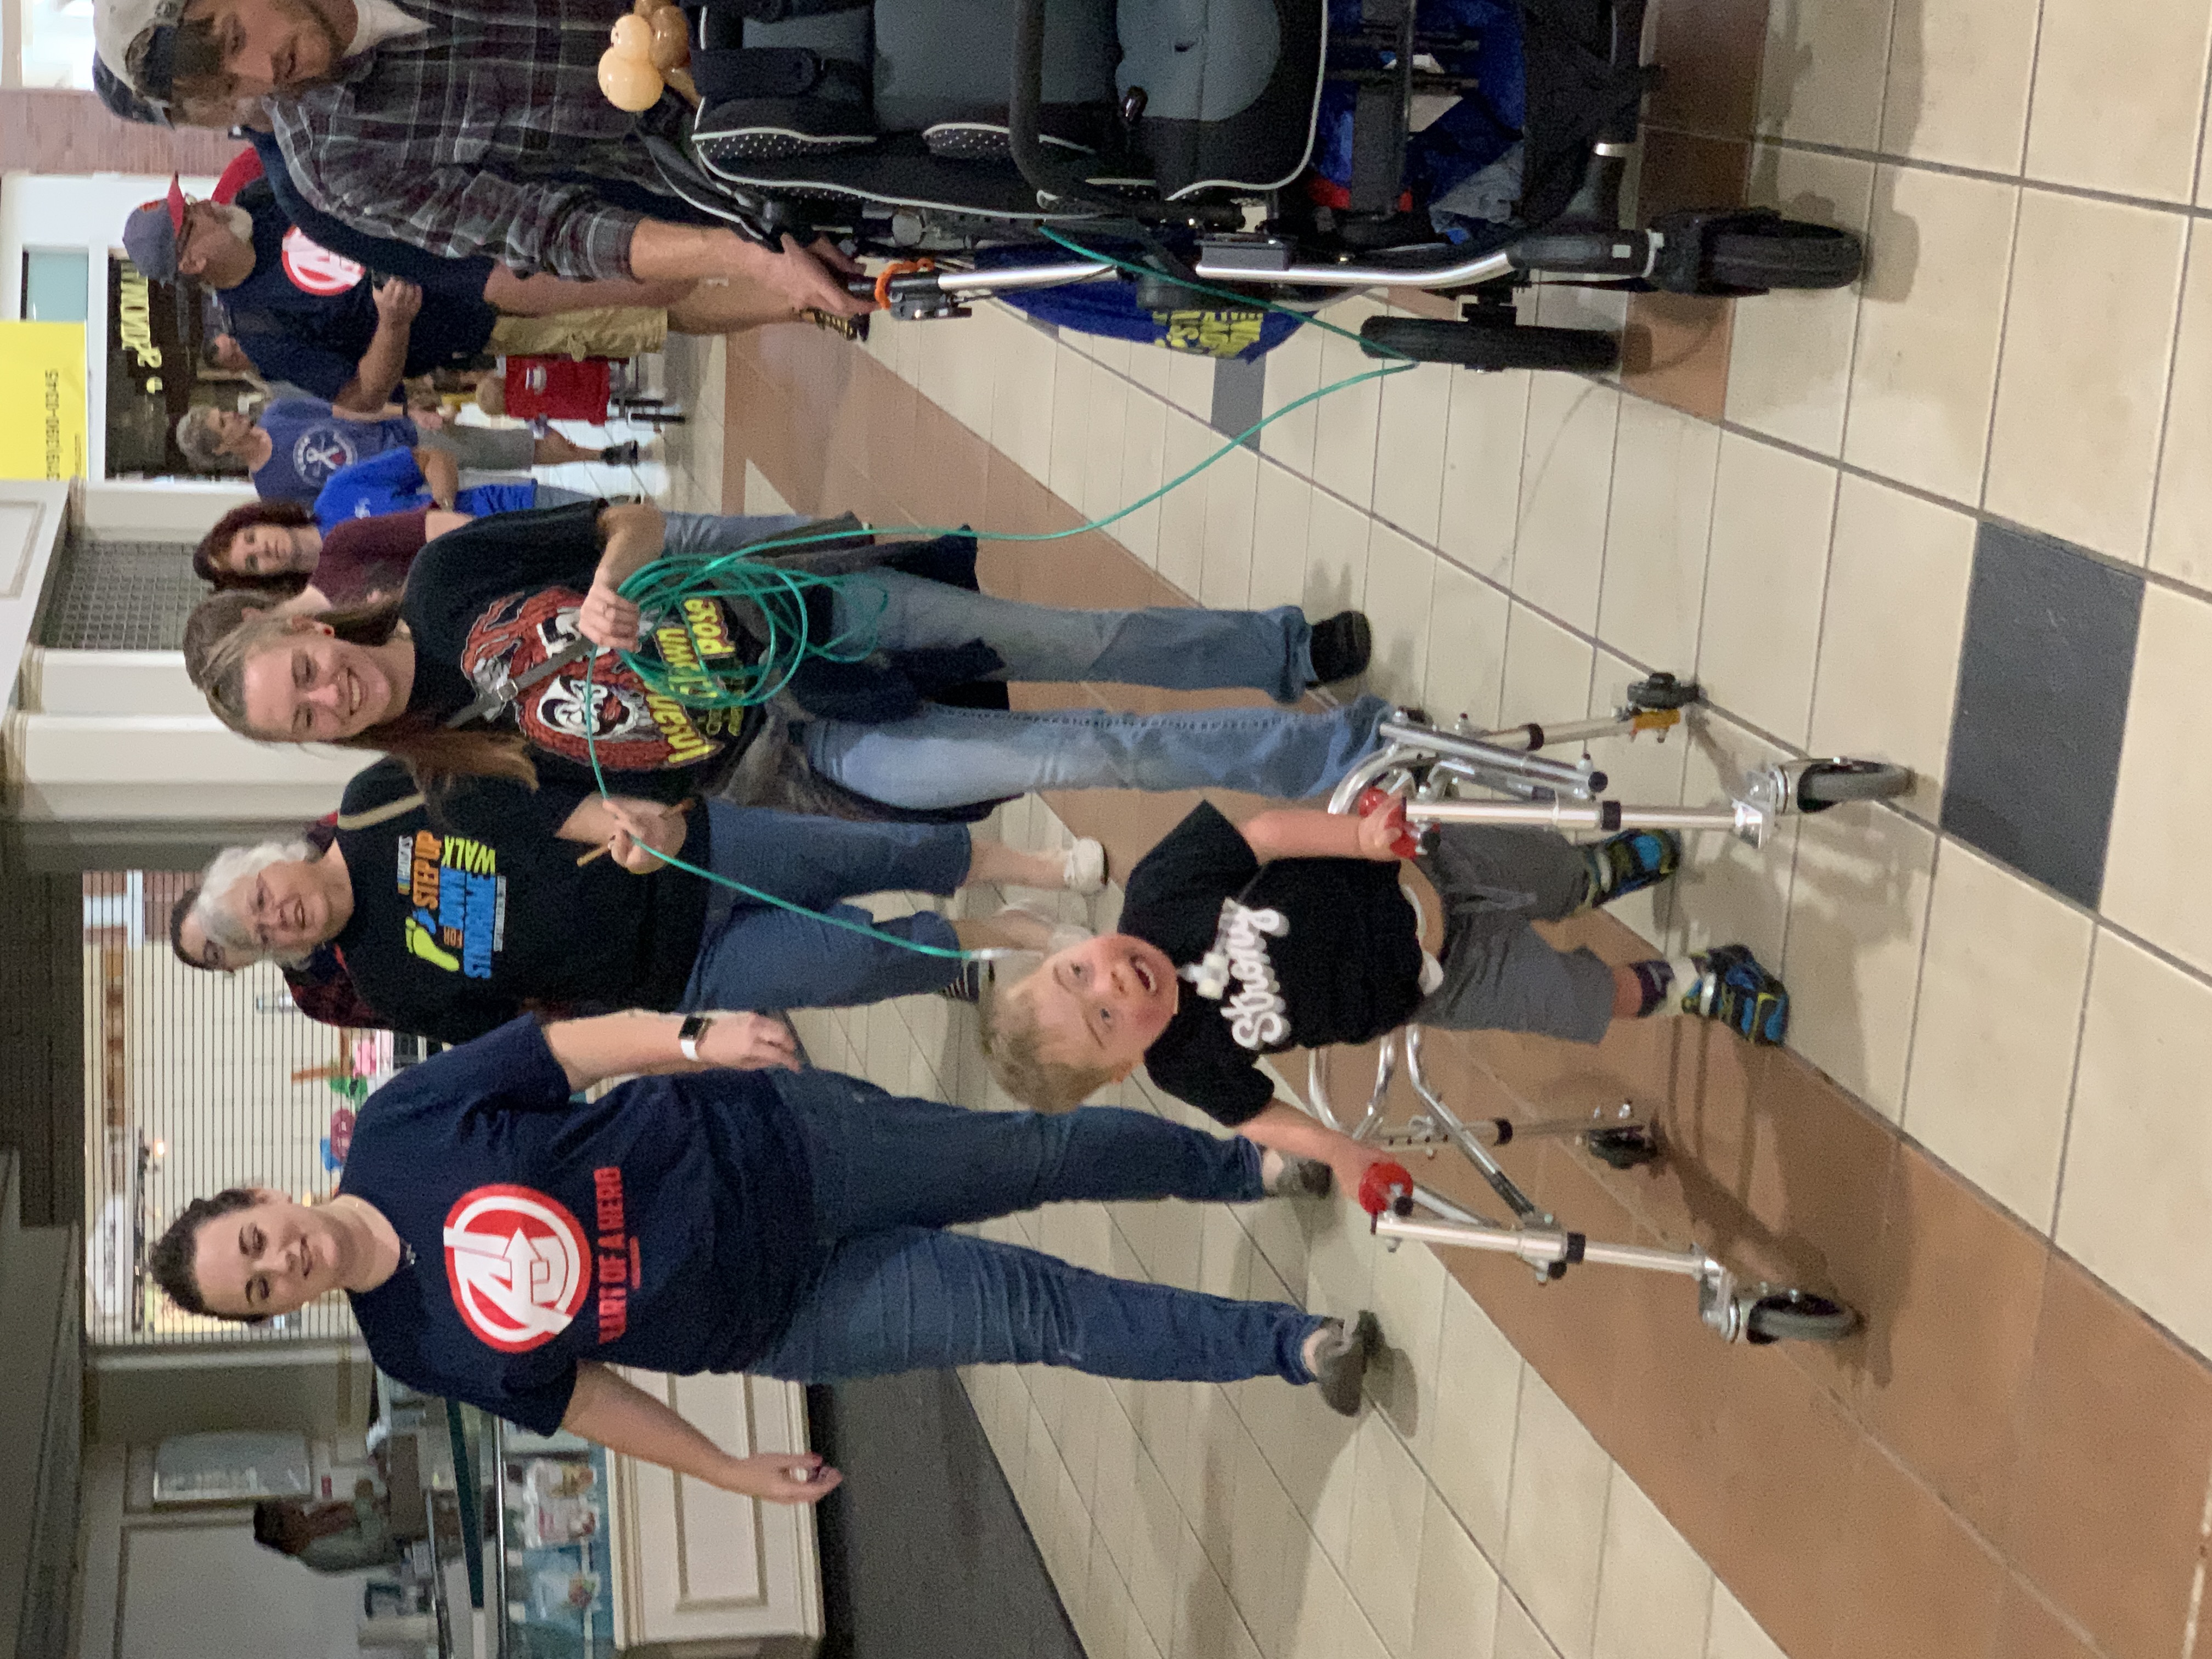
[1628, 956, 1702, 1017]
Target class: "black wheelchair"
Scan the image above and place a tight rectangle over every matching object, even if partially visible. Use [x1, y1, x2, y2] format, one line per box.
[654, 0, 1865, 370]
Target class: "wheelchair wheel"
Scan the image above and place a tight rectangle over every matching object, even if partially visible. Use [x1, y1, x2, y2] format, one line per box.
[1706, 219, 1865, 291]
[1360, 315, 1620, 373]
[1796, 759, 1912, 810]
[1742, 1291, 1859, 1345]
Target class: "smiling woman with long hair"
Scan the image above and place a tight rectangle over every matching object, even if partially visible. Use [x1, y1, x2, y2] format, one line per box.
[188, 496, 1392, 817]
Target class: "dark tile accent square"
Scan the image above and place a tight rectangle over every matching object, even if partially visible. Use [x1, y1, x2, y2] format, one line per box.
[1211, 354, 1266, 449]
[1941, 522, 2143, 909]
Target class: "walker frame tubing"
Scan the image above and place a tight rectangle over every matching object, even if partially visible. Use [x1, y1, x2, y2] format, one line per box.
[1327, 712, 1779, 848]
[1311, 1031, 1750, 1335]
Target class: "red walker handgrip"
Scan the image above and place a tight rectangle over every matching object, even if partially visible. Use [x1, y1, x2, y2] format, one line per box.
[1355, 789, 1421, 860]
[1357, 1160, 1416, 1220]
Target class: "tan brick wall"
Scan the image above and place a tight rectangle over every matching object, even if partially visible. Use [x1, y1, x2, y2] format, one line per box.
[0, 88, 236, 181]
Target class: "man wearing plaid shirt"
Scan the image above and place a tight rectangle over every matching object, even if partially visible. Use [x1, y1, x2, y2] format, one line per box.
[93, 0, 873, 320]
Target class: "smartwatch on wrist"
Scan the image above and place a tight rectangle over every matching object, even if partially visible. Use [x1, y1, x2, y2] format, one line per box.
[678, 1012, 715, 1063]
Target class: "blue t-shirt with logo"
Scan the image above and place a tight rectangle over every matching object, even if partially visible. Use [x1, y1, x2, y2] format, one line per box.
[312, 448, 539, 531]
[340, 1017, 822, 1434]
[251, 397, 417, 505]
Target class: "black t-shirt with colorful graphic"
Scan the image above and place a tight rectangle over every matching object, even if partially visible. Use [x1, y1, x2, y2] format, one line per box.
[400, 502, 761, 803]
[329, 758, 711, 1044]
[341, 1017, 822, 1434]
[1116, 803, 1426, 1127]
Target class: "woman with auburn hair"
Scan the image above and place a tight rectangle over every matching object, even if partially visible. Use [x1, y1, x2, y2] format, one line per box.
[192, 497, 448, 610]
[191, 496, 1385, 819]
[195, 473, 819, 610]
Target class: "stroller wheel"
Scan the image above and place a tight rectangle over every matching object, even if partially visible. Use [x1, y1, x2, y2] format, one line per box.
[1359, 315, 1620, 374]
[1742, 1291, 1860, 1346]
[1706, 218, 1865, 291]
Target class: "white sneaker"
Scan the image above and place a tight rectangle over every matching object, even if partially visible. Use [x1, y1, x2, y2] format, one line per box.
[1063, 837, 1108, 894]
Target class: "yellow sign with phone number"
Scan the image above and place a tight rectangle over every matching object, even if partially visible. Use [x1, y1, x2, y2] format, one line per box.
[0, 323, 88, 480]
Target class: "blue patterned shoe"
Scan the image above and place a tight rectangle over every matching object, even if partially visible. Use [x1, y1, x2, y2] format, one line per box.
[1582, 828, 1683, 910]
[1686, 944, 1789, 1045]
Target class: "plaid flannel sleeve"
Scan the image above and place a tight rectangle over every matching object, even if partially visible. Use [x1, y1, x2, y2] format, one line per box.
[275, 110, 647, 280]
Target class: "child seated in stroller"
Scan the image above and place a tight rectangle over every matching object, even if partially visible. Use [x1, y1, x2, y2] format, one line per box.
[983, 797, 1788, 1189]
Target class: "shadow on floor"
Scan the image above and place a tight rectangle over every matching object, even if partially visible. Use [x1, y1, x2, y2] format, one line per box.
[808, 1372, 1085, 1659]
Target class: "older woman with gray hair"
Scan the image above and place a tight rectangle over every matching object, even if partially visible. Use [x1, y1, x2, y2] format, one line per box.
[174, 396, 628, 503]
[168, 757, 1101, 1044]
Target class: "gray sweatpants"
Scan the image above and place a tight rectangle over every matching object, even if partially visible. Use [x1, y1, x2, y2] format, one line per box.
[1411, 827, 1617, 1045]
[415, 423, 538, 471]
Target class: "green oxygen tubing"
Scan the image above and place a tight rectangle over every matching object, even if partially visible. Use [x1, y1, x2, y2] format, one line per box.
[577, 229, 1418, 962]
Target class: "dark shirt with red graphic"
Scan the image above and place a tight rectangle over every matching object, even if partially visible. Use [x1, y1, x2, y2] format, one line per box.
[340, 1017, 822, 1434]
[221, 182, 500, 403]
[400, 501, 760, 804]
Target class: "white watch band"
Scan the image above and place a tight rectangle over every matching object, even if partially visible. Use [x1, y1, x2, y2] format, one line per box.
[678, 1013, 713, 1063]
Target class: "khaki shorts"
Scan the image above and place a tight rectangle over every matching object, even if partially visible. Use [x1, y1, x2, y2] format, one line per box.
[489, 306, 669, 361]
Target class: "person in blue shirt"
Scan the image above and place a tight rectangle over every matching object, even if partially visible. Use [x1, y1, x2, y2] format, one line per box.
[311, 447, 584, 531]
[145, 1012, 1384, 1502]
[174, 396, 633, 505]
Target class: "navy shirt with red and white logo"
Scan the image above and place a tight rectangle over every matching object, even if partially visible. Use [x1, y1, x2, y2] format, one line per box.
[340, 1017, 821, 1434]
[221, 187, 500, 403]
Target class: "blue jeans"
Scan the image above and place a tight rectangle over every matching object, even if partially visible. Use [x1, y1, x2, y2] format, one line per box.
[801, 693, 1395, 813]
[662, 511, 814, 557]
[679, 802, 971, 1010]
[752, 1070, 1323, 1385]
[832, 569, 1317, 703]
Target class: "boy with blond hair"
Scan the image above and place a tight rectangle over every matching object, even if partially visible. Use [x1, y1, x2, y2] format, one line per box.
[984, 798, 1788, 1190]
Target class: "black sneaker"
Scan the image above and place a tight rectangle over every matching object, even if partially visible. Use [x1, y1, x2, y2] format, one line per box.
[1307, 611, 1373, 685]
[597, 439, 641, 467]
[1306, 1311, 1380, 1417]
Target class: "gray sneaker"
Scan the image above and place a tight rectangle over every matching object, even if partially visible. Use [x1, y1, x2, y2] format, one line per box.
[1261, 1153, 1334, 1199]
[1306, 1311, 1380, 1417]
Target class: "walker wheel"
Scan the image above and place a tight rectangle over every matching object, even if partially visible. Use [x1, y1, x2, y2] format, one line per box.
[1626, 672, 1700, 712]
[1583, 1125, 1661, 1170]
[1743, 1291, 1859, 1345]
[1796, 759, 1913, 811]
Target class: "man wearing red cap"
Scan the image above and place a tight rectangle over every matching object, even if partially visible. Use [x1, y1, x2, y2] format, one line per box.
[122, 171, 805, 415]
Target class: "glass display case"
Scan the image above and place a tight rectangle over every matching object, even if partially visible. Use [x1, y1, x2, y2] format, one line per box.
[380, 1369, 820, 1659]
[490, 1427, 618, 1659]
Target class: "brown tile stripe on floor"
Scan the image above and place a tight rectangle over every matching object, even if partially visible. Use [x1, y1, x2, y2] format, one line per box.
[1618, 0, 1762, 419]
[720, 325, 2211, 1659]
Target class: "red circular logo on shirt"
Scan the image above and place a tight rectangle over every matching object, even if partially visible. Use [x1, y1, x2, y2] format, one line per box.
[442, 1184, 591, 1352]
[280, 227, 365, 297]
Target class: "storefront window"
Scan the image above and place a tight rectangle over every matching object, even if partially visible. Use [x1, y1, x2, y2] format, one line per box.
[9, 0, 100, 89]
[20, 249, 90, 323]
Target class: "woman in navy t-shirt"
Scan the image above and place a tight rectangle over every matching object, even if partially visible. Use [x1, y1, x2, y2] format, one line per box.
[146, 1013, 1381, 1497]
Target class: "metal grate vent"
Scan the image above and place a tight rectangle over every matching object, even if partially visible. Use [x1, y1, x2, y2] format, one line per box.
[38, 533, 207, 653]
[83, 871, 366, 1348]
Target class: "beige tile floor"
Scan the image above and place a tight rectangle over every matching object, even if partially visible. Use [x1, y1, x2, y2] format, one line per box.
[687, 11, 2212, 1644]
[785, 795, 1794, 1659]
[764, 178, 2212, 1659]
